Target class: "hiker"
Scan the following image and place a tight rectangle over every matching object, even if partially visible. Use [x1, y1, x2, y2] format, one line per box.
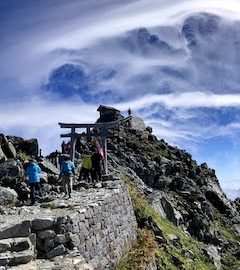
[26, 159, 43, 205]
[79, 149, 92, 182]
[92, 149, 102, 183]
[128, 107, 132, 116]
[61, 141, 67, 154]
[66, 141, 71, 154]
[60, 155, 75, 198]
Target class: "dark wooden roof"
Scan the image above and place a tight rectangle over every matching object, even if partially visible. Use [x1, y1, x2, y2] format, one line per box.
[97, 105, 120, 112]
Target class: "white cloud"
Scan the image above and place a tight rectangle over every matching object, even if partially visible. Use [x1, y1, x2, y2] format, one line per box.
[112, 92, 240, 110]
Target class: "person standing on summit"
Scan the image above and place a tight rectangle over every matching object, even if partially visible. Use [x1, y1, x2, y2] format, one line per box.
[61, 140, 67, 154]
[26, 159, 43, 205]
[60, 156, 75, 198]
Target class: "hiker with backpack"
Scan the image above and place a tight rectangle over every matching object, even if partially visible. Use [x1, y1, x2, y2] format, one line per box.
[91, 148, 102, 183]
[79, 149, 93, 183]
[26, 159, 43, 205]
[60, 155, 75, 198]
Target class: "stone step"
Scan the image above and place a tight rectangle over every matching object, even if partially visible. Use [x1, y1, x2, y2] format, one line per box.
[0, 249, 34, 266]
[0, 237, 32, 253]
[0, 221, 31, 240]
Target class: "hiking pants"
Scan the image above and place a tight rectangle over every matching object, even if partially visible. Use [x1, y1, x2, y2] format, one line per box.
[29, 182, 42, 205]
[79, 168, 92, 183]
[92, 167, 102, 182]
[62, 174, 73, 196]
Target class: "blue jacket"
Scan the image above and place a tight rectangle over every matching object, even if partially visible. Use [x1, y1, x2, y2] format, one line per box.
[60, 160, 75, 176]
[26, 162, 41, 183]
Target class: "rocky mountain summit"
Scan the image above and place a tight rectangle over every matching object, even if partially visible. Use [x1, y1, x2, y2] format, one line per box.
[0, 107, 239, 269]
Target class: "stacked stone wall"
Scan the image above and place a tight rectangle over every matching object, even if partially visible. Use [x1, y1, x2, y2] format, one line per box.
[0, 181, 137, 269]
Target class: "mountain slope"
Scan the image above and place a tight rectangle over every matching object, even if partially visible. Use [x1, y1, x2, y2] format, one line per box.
[95, 113, 240, 270]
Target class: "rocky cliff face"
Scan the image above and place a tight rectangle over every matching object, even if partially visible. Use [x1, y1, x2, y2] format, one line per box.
[95, 113, 240, 269]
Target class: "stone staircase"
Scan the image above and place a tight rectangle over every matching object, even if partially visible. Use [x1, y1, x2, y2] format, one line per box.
[0, 237, 35, 267]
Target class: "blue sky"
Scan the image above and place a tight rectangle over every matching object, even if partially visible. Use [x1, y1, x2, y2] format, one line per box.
[1, 0, 240, 194]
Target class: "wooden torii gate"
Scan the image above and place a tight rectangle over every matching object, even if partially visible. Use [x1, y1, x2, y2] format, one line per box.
[58, 120, 121, 175]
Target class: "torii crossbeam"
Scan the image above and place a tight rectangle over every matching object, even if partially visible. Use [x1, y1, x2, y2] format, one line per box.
[58, 120, 121, 175]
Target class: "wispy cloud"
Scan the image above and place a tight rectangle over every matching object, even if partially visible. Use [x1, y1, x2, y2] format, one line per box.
[112, 92, 240, 110]
[1, 0, 240, 189]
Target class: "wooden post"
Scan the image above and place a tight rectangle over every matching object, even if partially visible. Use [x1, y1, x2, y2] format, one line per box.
[70, 127, 76, 162]
[86, 127, 91, 142]
[101, 128, 108, 175]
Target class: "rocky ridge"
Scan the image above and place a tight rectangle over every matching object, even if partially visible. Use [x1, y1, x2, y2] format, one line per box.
[0, 107, 239, 269]
[93, 109, 240, 269]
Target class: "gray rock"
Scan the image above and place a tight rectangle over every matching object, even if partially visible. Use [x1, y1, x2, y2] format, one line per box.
[154, 176, 172, 189]
[0, 135, 16, 160]
[48, 175, 59, 185]
[11, 238, 32, 252]
[37, 230, 56, 240]
[129, 117, 146, 131]
[0, 249, 34, 267]
[54, 234, 66, 244]
[233, 224, 240, 235]
[0, 240, 11, 253]
[0, 159, 23, 179]
[161, 197, 182, 226]
[19, 139, 38, 157]
[44, 238, 55, 249]
[32, 218, 54, 231]
[94, 183, 102, 189]
[40, 172, 48, 184]
[204, 245, 221, 269]
[0, 187, 18, 206]
[4, 142, 17, 159]
[0, 146, 7, 164]
[10, 250, 34, 266]
[0, 135, 8, 145]
[46, 244, 66, 259]
[0, 252, 11, 266]
[38, 158, 59, 175]
[0, 221, 31, 240]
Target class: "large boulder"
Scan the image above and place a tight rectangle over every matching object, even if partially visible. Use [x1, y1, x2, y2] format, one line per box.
[0, 159, 24, 188]
[0, 134, 16, 159]
[204, 245, 221, 269]
[1, 141, 16, 159]
[38, 158, 59, 175]
[129, 117, 146, 131]
[0, 187, 18, 206]
[160, 197, 183, 226]
[7, 136, 38, 157]
[18, 139, 38, 157]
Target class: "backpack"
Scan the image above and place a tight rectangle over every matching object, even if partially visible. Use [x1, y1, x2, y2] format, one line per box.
[61, 161, 73, 175]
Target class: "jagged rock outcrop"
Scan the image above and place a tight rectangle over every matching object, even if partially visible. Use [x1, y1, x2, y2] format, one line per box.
[7, 136, 38, 157]
[104, 116, 240, 240]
